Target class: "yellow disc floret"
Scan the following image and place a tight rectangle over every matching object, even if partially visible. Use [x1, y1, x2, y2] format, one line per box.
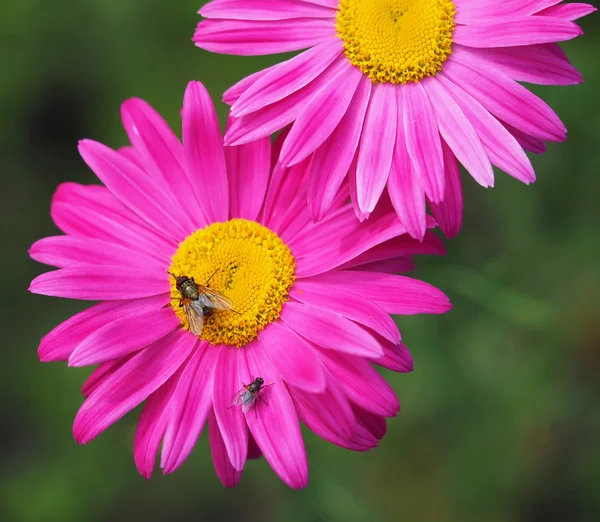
[336, 0, 456, 84]
[169, 219, 296, 347]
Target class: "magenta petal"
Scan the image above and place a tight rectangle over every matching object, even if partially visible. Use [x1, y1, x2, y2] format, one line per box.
[208, 409, 242, 487]
[38, 295, 169, 363]
[134, 369, 181, 479]
[161, 342, 219, 474]
[290, 280, 400, 344]
[429, 140, 464, 239]
[82, 355, 136, 398]
[239, 341, 308, 489]
[443, 50, 566, 142]
[371, 341, 414, 373]
[317, 349, 400, 417]
[306, 271, 452, 315]
[388, 117, 427, 241]
[223, 65, 276, 105]
[29, 267, 168, 300]
[356, 83, 397, 213]
[424, 76, 494, 188]
[193, 18, 336, 56]
[453, 16, 582, 47]
[78, 140, 191, 240]
[247, 434, 262, 460]
[182, 81, 229, 223]
[538, 3, 597, 21]
[258, 321, 326, 393]
[280, 301, 384, 358]
[50, 183, 174, 262]
[291, 371, 355, 441]
[73, 329, 195, 444]
[232, 39, 343, 117]
[212, 347, 248, 470]
[309, 76, 371, 221]
[224, 130, 270, 222]
[68, 307, 180, 367]
[402, 82, 445, 203]
[353, 406, 387, 440]
[438, 73, 535, 185]
[200, 0, 336, 20]
[281, 64, 362, 166]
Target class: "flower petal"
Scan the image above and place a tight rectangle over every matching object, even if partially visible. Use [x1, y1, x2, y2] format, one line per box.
[370, 341, 414, 373]
[68, 307, 180, 367]
[280, 301, 384, 358]
[356, 83, 397, 213]
[182, 81, 228, 223]
[208, 409, 242, 487]
[258, 321, 326, 393]
[212, 347, 248, 470]
[290, 280, 400, 344]
[161, 342, 219, 474]
[200, 0, 336, 20]
[239, 341, 308, 489]
[402, 82, 445, 203]
[29, 267, 168, 300]
[73, 328, 195, 444]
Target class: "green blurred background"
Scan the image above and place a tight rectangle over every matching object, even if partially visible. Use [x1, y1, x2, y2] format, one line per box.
[2, 1, 599, 521]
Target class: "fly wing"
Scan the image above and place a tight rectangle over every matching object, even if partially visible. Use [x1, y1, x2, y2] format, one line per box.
[241, 392, 257, 414]
[196, 287, 234, 311]
[184, 300, 204, 336]
[231, 387, 248, 407]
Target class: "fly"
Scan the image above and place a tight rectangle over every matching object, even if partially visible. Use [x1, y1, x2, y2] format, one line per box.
[231, 377, 273, 413]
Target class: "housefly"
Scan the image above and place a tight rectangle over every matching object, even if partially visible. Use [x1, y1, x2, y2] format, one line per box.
[231, 377, 273, 413]
[169, 269, 234, 336]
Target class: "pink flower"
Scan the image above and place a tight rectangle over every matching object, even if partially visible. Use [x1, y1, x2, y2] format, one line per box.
[29, 81, 451, 488]
[194, 0, 596, 239]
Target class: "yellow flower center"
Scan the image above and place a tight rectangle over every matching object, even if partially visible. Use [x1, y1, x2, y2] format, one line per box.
[169, 219, 296, 347]
[336, 0, 456, 84]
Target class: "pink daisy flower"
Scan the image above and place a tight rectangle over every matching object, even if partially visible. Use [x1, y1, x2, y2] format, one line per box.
[194, 0, 596, 239]
[29, 81, 451, 488]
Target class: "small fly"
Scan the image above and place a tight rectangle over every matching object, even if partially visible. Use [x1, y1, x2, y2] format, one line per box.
[231, 377, 273, 413]
[169, 269, 234, 336]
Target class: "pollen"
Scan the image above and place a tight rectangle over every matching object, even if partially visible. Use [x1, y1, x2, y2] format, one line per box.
[169, 219, 296, 347]
[336, 0, 456, 84]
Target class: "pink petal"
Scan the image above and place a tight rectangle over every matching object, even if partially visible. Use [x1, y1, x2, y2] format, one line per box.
[224, 126, 270, 221]
[280, 64, 362, 166]
[247, 434, 262, 460]
[317, 349, 400, 417]
[134, 368, 182, 479]
[429, 140, 464, 239]
[232, 39, 343, 118]
[280, 301, 384, 358]
[208, 409, 242, 487]
[423, 76, 494, 188]
[225, 55, 348, 146]
[121, 98, 208, 229]
[370, 341, 414, 373]
[443, 50, 566, 142]
[388, 120, 427, 241]
[239, 341, 308, 489]
[402, 82, 445, 203]
[50, 183, 175, 262]
[193, 18, 335, 55]
[305, 271, 452, 315]
[78, 140, 192, 241]
[350, 257, 416, 274]
[453, 16, 582, 47]
[29, 267, 168, 300]
[538, 3, 597, 21]
[463, 44, 583, 86]
[39, 295, 168, 363]
[289, 280, 400, 344]
[258, 321, 326, 393]
[290, 371, 355, 441]
[161, 342, 219, 474]
[309, 76, 372, 221]
[437, 73, 535, 184]
[73, 329, 196, 444]
[182, 81, 229, 223]
[353, 406, 387, 440]
[212, 347, 248, 470]
[82, 355, 136, 397]
[68, 308, 180, 367]
[503, 122, 547, 154]
[29, 236, 163, 271]
[200, 0, 336, 20]
[356, 83, 397, 214]
[223, 65, 277, 105]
